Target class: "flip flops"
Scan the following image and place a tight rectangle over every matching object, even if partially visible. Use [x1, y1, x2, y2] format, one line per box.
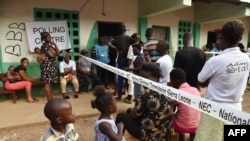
[27, 97, 39, 103]
[63, 95, 70, 99]
[63, 94, 78, 99]
[73, 94, 78, 99]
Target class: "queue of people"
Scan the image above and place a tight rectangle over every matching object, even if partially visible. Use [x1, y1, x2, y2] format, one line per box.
[1, 20, 249, 141]
[90, 21, 249, 141]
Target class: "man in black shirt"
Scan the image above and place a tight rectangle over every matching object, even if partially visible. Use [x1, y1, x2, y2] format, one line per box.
[173, 32, 206, 90]
[108, 24, 133, 100]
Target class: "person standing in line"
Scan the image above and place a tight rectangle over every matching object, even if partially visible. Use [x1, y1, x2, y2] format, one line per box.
[108, 24, 133, 101]
[91, 85, 125, 141]
[169, 68, 201, 141]
[194, 20, 250, 141]
[247, 42, 250, 53]
[40, 32, 60, 101]
[124, 44, 145, 103]
[143, 28, 160, 62]
[93, 36, 111, 89]
[156, 40, 173, 85]
[238, 43, 246, 53]
[124, 33, 143, 104]
[173, 32, 206, 90]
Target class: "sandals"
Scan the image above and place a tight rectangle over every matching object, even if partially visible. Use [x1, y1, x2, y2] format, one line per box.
[73, 94, 78, 99]
[63, 95, 70, 99]
[27, 97, 39, 103]
[63, 94, 78, 99]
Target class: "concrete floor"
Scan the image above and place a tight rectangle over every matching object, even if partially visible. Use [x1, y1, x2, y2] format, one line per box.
[0, 90, 132, 129]
[0, 86, 249, 141]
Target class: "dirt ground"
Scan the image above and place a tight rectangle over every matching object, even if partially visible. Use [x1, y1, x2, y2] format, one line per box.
[0, 85, 249, 141]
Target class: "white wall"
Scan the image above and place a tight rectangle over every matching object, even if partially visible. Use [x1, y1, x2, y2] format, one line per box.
[0, 0, 138, 63]
[200, 17, 250, 49]
[147, 6, 250, 53]
[147, 6, 193, 53]
[1, 0, 249, 63]
[79, 0, 138, 48]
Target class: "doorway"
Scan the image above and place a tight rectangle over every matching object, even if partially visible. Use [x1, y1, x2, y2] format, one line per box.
[207, 31, 217, 45]
[97, 21, 122, 85]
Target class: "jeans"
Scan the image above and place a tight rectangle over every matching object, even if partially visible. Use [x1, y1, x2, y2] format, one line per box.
[77, 73, 101, 90]
[134, 82, 142, 99]
[97, 66, 109, 86]
[117, 58, 128, 99]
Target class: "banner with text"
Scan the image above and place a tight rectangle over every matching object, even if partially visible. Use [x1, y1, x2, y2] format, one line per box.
[25, 20, 71, 52]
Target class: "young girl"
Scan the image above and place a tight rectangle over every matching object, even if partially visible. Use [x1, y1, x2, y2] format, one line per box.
[91, 85, 126, 141]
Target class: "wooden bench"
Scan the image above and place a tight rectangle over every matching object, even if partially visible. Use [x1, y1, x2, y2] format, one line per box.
[0, 87, 17, 103]
[0, 77, 44, 104]
[32, 79, 60, 97]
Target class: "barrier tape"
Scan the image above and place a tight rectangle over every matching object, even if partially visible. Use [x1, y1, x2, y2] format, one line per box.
[81, 55, 250, 125]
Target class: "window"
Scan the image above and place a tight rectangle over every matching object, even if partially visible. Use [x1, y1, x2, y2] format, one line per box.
[177, 21, 191, 50]
[152, 25, 170, 41]
[34, 8, 80, 61]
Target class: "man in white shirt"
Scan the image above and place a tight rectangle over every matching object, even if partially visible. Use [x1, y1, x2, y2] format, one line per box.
[59, 53, 79, 99]
[195, 20, 250, 141]
[156, 40, 173, 85]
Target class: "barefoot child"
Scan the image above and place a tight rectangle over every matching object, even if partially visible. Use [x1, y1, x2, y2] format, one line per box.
[91, 85, 126, 141]
[41, 98, 79, 141]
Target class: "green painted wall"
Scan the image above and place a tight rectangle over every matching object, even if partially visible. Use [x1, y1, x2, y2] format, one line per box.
[193, 23, 200, 48]
[168, 27, 174, 60]
[138, 0, 191, 17]
[138, 17, 148, 43]
[248, 31, 250, 45]
[0, 61, 47, 100]
[0, 44, 3, 73]
[85, 22, 98, 74]
[86, 22, 98, 57]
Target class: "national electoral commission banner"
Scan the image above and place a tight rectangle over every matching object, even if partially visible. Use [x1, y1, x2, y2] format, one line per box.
[25, 20, 71, 52]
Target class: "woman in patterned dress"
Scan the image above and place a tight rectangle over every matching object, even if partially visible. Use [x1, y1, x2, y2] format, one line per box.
[40, 32, 60, 101]
[116, 62, 176, 140]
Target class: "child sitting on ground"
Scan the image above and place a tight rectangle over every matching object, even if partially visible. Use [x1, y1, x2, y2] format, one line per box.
[41, 98, 79, 141]
[91, 85, 126, 141]
[169, 68, 201, 141]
